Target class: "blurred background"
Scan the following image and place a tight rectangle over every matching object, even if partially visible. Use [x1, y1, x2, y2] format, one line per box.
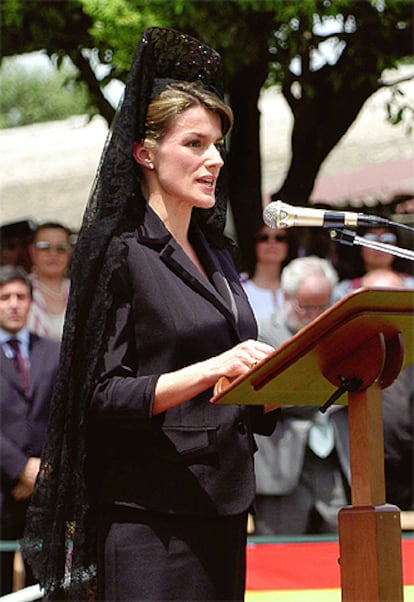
[1, 0, 413, 267]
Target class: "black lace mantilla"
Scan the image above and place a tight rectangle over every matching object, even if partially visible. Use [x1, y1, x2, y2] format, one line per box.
[21, 27, 229, 600]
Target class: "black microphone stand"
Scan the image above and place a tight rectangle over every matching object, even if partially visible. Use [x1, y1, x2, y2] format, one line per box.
[330, 227, 414, 262]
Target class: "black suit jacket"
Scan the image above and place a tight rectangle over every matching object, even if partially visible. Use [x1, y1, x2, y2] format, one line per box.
[91, 205, 277, 517]
[382, 364, 414, 510]
[0, 333, 60, 536]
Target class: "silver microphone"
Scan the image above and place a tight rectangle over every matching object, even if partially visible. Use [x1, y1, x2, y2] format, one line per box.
[263, 201, 389, 229]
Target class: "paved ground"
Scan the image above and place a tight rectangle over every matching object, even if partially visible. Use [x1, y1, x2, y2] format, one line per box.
[1, 70, 413, 231]
[0, 115, 108, 231]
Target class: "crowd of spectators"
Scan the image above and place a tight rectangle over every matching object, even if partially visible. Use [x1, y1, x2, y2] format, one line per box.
[0, 218, 72, 593]
[243, 220, 413, 536]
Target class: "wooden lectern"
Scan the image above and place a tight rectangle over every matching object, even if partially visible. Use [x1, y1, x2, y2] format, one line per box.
[211, 288, 414, 602]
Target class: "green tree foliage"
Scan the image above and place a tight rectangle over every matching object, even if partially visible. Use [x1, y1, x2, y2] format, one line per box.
[0, 57, 91, 128]
[1, 0, 413, 267]
[1, 0, 115, 122]
[266, 0, 413, 209]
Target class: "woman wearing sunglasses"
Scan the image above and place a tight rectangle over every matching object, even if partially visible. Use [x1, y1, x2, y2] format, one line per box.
[332, 224, 414, 302]
[27, 222, 72, 341]
[241, 223, 298, 322]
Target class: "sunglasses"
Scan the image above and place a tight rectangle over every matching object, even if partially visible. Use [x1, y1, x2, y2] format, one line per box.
[362, 233, 397, 244]
[34, 241, 71, 253]
[255, 233, 288, 243]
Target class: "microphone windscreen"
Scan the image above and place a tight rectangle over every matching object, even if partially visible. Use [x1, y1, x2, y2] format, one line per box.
[263, 201, 281, 229]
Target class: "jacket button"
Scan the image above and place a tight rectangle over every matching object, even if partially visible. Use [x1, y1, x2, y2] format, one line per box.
[237, 421, 246, 435]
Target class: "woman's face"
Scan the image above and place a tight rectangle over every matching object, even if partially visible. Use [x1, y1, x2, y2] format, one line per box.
[254, 226, 289, 265]
[146, 105, 224, 210]
[361, 227, 396, 271]
[30, 228, 72, 279]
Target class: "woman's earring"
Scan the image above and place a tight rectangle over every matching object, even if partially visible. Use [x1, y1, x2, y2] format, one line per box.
[148, 162, 154, 170]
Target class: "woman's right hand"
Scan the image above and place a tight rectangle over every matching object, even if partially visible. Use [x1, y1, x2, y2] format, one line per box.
[153, 339, 275, 415]
[202, 338, 275, 383]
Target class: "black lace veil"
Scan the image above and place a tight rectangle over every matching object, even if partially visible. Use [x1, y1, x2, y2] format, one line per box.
[22, 27, 229, 600]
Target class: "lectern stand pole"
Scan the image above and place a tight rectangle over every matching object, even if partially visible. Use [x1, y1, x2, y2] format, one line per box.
[338, 383, 403, 602]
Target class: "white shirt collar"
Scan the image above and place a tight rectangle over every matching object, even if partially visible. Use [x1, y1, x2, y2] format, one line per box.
[0, 327, 30, 358]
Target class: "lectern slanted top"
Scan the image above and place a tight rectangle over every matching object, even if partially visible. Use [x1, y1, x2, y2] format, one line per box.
[210, 287, 413, 409]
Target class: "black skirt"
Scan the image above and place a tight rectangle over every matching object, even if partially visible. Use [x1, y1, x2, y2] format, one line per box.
[97, 506, 248, 601]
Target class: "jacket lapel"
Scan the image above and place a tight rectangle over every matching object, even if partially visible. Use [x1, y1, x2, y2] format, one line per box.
[137, 205, 239, 330]
[0, 345, 24, 393]
[28, 333, 42, 392]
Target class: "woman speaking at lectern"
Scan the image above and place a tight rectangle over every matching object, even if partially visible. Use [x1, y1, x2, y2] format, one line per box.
[23, 27, 278, 601]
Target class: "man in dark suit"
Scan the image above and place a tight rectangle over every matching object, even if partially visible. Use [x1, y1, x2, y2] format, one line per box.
[0, 265, 60, 595]
[361, 269, 414, 528]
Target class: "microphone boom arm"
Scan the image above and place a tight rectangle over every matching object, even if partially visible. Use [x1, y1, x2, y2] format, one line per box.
[330, 228, 414, 262]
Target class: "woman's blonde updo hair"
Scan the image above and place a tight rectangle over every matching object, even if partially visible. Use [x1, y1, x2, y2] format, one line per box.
[143, 81, 234, 148]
